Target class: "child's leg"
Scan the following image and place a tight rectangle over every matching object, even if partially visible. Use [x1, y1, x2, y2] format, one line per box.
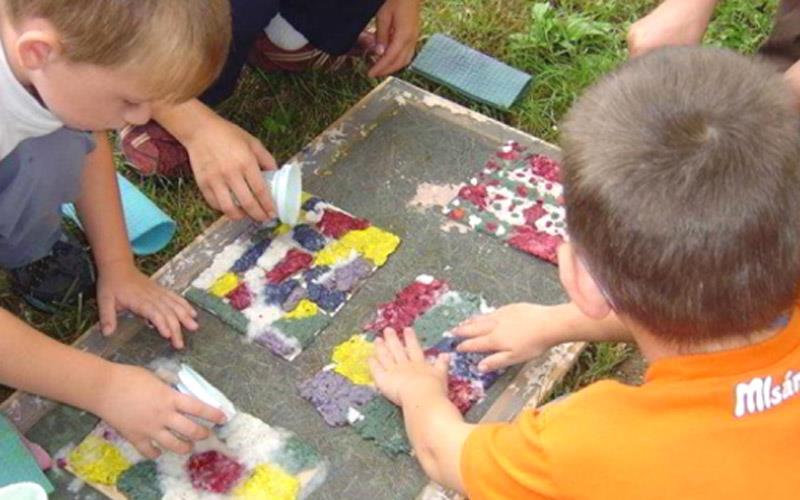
[279, 0, 385, 56]
[200, 0, 280, 107]
[0, 129, 96, 311]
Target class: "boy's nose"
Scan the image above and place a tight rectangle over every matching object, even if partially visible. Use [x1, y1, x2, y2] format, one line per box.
[123, 104, 152, 126]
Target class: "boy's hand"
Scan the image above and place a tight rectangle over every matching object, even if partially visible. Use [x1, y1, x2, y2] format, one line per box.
[627, 0, 717, 57]
[368, 327, 449, 406]
[96, 364, 226, 459]
[369, 0, 422, 78]
[185, 117, 277, 222]
[96, 261, 198, 349]
[454, 303, 561, 372]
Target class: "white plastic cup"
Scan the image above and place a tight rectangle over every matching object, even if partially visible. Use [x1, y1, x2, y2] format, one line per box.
[263, 163, 302, 226]
[175, 364, 237, 423]
[0, 483, 47, 500]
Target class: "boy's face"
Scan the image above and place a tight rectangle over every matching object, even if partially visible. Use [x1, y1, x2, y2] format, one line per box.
[30, 59, 159, 131]
[4, 16, 161, 131]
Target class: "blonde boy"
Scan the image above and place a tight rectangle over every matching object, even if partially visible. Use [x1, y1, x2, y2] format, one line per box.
[0, 1, 231, 458]
[371, 47, 800, 499]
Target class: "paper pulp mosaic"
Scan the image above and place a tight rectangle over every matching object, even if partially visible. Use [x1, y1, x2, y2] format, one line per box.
[299, 275, 503, 455]
[444, 141, 565, 264]
[186, 195, 401, 361]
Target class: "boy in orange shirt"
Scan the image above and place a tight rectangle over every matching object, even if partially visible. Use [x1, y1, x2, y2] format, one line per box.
[369, 46, 800, 499]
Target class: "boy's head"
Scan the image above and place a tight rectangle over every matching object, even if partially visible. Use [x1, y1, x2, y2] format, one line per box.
[559, 46, 800, 344]
[0, 0, 230, 130]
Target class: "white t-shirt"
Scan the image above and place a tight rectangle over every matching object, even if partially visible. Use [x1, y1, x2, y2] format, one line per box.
[0, 42, 63, 161]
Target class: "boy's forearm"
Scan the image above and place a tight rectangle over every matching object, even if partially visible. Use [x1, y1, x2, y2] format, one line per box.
[0, 309, 114, 414]
[548, 303, 633, 344]
[401, 387, 474, 493]
[74, 132, 134, 269]
[153, 99, 215, 145]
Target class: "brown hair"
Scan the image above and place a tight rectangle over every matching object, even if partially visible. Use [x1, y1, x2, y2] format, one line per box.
[2, 0, 231, 102]
[561, 46, 800, 342]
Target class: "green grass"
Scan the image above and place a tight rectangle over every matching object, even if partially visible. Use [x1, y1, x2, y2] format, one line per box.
[0, 0, 778, 397]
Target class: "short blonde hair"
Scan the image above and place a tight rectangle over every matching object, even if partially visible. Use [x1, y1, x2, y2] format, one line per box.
[3, 0, 231, 102]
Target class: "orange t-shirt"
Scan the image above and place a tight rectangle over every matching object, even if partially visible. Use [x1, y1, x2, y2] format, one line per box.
[461, 310, 800, 500]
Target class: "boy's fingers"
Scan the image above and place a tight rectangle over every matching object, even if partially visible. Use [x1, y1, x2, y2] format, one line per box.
[243, 163, 276, 219]
[169, 414, 211, 442]
[478, 352, 515, 373]
[375, 13, 391, 53]
[372, 41, 404, 77]
[373, 337, 395, 368]
[167, 292, 197, 318]
[435, 353, 450, 375]
[156, 430, 192, 455]
[164, 294, 199, 331]
[383, 328, 408, 363]
[228, 174, 269, 222]
[370, 19, 396, 77]
[98, 294, 118, 335]
[146, 300, 180, 346]
[252, 140, 277, 171]
[135, 440, 161, 460]
[176, 394, 226, 425]
[402, 328, 424, 361]
[367, 356, 384, 378]
[197, 179, 220, 212]
[454, 316, 495, 337]
[158, 302, 183, 343]
[456, 336, 497, 353]
[211, 183, 245, 221]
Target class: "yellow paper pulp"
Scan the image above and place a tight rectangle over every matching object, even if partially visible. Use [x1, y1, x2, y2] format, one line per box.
[284, 299, 319, 320]
[209, 272, 240, 298]
[68, 436, 131, 485]
[235, 464, 300, 500]
[314, 227, 400, 267]
[332, 334, 375, 385]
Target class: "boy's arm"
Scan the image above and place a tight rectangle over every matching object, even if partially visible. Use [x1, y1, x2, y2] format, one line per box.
[369, 328, 471, 492]
[628, 0, 720, 57]
[454, 302, 631, 372]
[401, 382, 474, 491]
[0, 308, 225, 458]
[0, 308, 114, 413]
[74, 132, 197, 348]
[153, 100, 276, 222]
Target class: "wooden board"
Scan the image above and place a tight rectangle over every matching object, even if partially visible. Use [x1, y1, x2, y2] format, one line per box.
[2, 78, 584, 499]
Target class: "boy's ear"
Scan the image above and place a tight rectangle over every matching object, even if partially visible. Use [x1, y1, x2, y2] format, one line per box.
[16, 27, 61, 71]
[558, 242, 612, 320]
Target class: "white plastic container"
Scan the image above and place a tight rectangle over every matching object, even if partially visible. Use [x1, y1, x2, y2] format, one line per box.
[0, 483, 48, 500]
[175, 364, 237, 423]
[263, 163, 302, 226]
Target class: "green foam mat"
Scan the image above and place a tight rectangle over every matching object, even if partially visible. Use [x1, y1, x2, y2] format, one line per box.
[410, 34, 532, 110]
[0, 415, 53, 492]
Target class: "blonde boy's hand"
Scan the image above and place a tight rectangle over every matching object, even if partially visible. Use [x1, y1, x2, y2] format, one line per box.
[97, 364, 225, 459]
[454, 303, 560, 372]
[185, 117, 277, 222]
[369, 0, 422, 78]
[368, 328, 449, 406]
[97, 262, 198, 349]
[627, 0, 717, 57]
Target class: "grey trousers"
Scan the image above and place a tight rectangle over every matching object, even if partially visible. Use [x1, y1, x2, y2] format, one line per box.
[0, 128, 94, 269]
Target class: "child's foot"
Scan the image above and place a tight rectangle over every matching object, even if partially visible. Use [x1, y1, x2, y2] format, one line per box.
[118, 122, 192, 178]
[8, 233, 96, 313]
[248, 29, 378, 73]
